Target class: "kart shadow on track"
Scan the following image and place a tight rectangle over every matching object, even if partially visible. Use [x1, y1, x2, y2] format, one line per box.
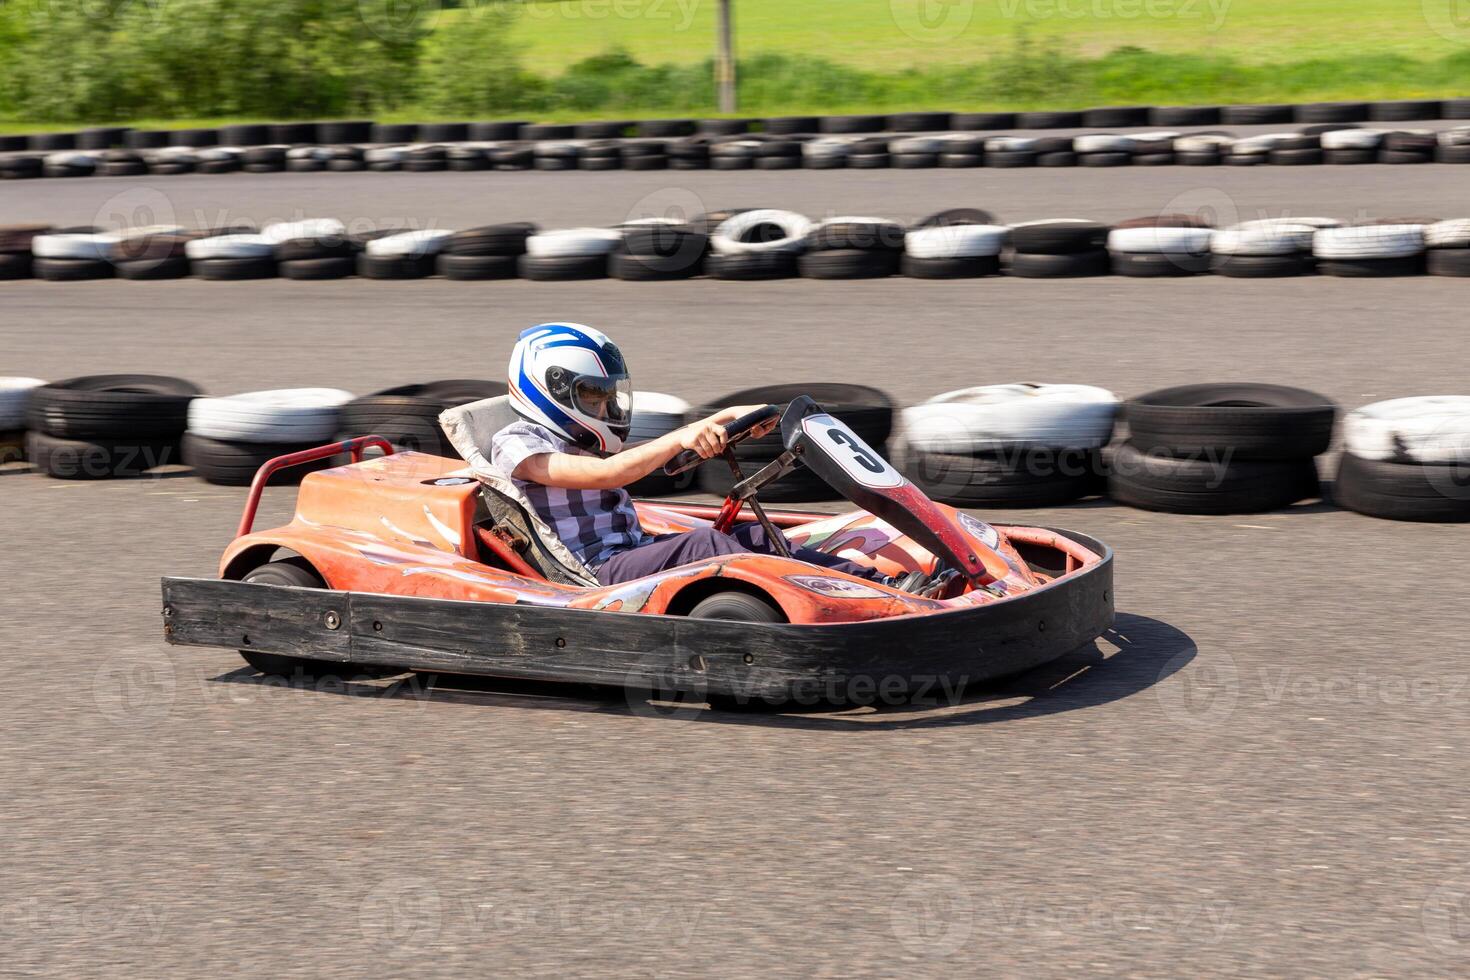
[205, 612, 1195, 731]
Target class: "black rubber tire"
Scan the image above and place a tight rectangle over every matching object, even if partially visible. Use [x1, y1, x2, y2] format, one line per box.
[819, 114, 886, 134]
[636, 119, 694, 138]
[905, 448, 1103, 507]
[285, 158, 325, 173]
[198, 159, 241, 174]
[339, 380, 504, 457]
[1224, 154, 1265, 166]
[1079, 152, 1129, 167]
[1006, 250, 1110, 278]
[701, 382, 893, 451]
[192, 257, 278, 281]
[1110, 251, 1211, 276]
[1176, 151, 1222, 166]
[0, 252, 33, 280]
[1316, 256, 1426, 278]
[1131, 153, 1176, 166]
[357, 253, 436, 280]
[1221, 104, 1294, 125]
[1427, 249, 1470, 276]
[1436, 145, 1470, 164]
[103, 161, 150, 176]
[115, 256, 192, 280]
[1296, 102, 1369, 123]
[1370, 100, 1441, 122]
[609, 251, 703, 281]
[624, 155, 669, 171]
[182, 433, 334, 486]
[803, 156, 847, 170]
[1331, 453, 1470, 522]
[1269, 148, 1324, 165]
[33, 258, 114, 281]
[1017, 111, 1083, 129]
[444, 223, 536, 257]
[517, 254, 607, 281]
[797, 249, 899, 280]
[900, 254, 1000, 279]
[1379, 150, 1433, 165]
[1210, 253, 1313, 278]
[371, 123, 419, 143]
[27, 374, 200, 439]
[270, 122, 318, 144]
[888, 111, 951, 132]
[319, 120, 373, 143]
[951, 112, 1015, 130]
[238, 559, 402, 678]
[0, 157, 43, 179]
[913, 208, 997, 229]
[891, 153, 938, 169]
[805, 221, 905, 252]
[688, 591, 785, 622]
[935, 152, 982, 168]
[762, 116, 821, 135]
[1083, 107, 1151, 127]
[26, 431, 179, 479]
[710, 156, 754, 171]
[847, 153, 891, 169]
[985, 150, 1036, 168]
[1123, 383, 1337, 459]
[1036, 151, 1077, 167]
[704, 251, 798, 280]
[1108, 443, 1319, 514]
[219, 123, 272, 146]
[1324, 148, 1377, 165]
[1008, 221, 1108, 254]
[437, 253, 519, 281]
[1151, 105, 1221, 126]
[275, 237, 355, 262]
[579, 156, 622, 171]
[280, 257, 356, 280]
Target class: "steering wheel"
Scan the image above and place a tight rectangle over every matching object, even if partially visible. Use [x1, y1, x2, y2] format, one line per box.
[663, 404, 781, 477]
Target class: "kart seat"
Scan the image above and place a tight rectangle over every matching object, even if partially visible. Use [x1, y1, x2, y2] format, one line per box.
[439, 396, 599, 588]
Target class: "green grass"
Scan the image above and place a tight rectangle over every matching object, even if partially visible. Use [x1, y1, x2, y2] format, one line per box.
[503, 0, 1467, 74]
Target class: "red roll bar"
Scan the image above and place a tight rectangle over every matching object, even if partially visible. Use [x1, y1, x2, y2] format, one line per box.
[236, 436, 394, 539]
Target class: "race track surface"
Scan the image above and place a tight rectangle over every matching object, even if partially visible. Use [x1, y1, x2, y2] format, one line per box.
[3, 167, 1468, 977]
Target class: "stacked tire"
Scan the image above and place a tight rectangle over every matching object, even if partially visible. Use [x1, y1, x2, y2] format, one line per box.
[438, 223, 535, 280]
[901, 385, 1116, 507]
[697, 383, 893, 502]
[184, 388, 354, 485]
[0, 224, 49, 280]
[360, 229, 455, 280]
[1108, 217, 1213, 277]
[1006, 220, 1110, 278]
[611, 223, 708, 281]
[1210, 218, 1337, 278]
[32, 231, 115, 281]
[798, 217, 904, 279]
[706, 210, 811, 281]
[1, 377, 44, 462]
[27, 375, 199, 479]
[625, 393, 697, 497]
[262, 219, 353, 280]
[1334, 397, 1470, 521]
[1424, 220, 1470, 277]
[187, 234, 278, 280]
[337, 380, 507, 458]
[1110, 384, 1335, 513]
[520, 228, 621, 281]
[1312, 224, 1426, 277]
[108, 226, 194, 280]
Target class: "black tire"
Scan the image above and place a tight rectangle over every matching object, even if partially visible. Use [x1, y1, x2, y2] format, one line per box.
[1030, 151, 1072, 167]
[951, 112, 1014, 130]
[198, 159, 241, 174]
[704, 251, 798, 280]
[1151, 105, 1221, 126]
[280, 257, 356, 280]
[1224, 154, 1265, 166]
[115, 256, 192, 280]
[905, 448, 1102, 507]
[26, 431, 179, 479]
[357, 253, 436, 280]
[1370, 100, 1441, 122]
[762, 116, 821, 135]
[616, 228, 708, 275]
[437, 253, 519, 281]
[1324, 148, 1377, 165]
[609, 252, 702, 281]
[1296, 102, 1369, 123]
[985, 150, 1036, 168]
[239, 559, 403, 679]
[192, 257, 278, 281]
[624, 155, 669, 171]
[889, 111, 951, 132]
[1210, 253, 1313, 278]
[1132, 153, 1176, 166]
[1108, 443, 1319, 514]
[27, 374, 200, 439]
[0, 252, 33, 280]
[318, 120, 373, 143]
[219, 123, 271, 146]
[938, 153, 984, 168]
[710, 156, 754, 171]
[1220, 104, 1294, 125]
[275, 237, 355, 261]
[444, 223, 536, 257]
[1110, 251, 1211, 276]
[1176, 151, 1222, 166]
[517, 254, 607, 281]
[891, 153, 938, 169]
[1427, 249, 1470, 276]
[183, 432, 335, 485]
[900, 254, 1000, 279]
[33, 258, 114, 281]
[1082, 107, 1151, 127]
[285, 159, 325, 174]
[797, 249, 899, 279]
[270, 122, 318, 144]
[701, 382, 893, 451]
[0, 157, 43, 179]
[847, 153, 891, 169]
[1379, 150, 1432, 165]
[1331, 453, 1470, 522]
[340, 380, 504, 457]
[819, 114, 886, 134]
[1008, 221, 1108, 254]
[803, 155, 847, 170]
[1017, 110, 1083, 129]
[688, 591, 785, 622]
[1079, 152, 1129, 167]
[1316, 256, 1425, 278]
[1006, 250, 1110, 278]
[806, 221, 906, 252]
[637, 119, 695, 138]
[1436, 145, 1470, 164]
[913, 208, 997, 229]
[1269, 148, 1324, 165]
[1123, 383, 1336, 459]
[580, 156, 622, 171]
[103, 161, 150, 176]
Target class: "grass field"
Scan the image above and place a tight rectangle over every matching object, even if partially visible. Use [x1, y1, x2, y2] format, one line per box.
[503, 0, 1467, 74]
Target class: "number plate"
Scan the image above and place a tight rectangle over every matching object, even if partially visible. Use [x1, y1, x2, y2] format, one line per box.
[800, 413, 905, 489]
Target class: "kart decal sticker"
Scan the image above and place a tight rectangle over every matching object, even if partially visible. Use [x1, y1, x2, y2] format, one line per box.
[785, 575, 889, 600]
[422, 506, 462, 551]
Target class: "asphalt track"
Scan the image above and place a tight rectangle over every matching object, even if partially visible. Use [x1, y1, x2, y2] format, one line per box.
[3, 167, 1470, 977]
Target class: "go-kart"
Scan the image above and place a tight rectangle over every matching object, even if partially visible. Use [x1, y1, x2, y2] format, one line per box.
[159, 395, 1113, 704]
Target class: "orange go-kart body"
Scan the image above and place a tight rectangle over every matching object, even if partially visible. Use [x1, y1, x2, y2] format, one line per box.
[219, 449, 1104, 625]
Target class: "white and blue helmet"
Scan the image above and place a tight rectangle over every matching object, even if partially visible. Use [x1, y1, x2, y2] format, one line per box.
[508, 323, 633, 454]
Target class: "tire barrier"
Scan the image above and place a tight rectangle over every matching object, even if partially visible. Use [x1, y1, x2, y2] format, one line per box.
[336, 380, 508, 460]
[24, 374, 198, 478]
[625, 393, 698, 497]
[0, 377, 44, 462]
[185, 388, 353, 485]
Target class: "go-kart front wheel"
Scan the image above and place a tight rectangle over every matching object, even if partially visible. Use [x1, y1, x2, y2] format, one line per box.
[688, 591, 785, 623]
[238, 559, 402, 679]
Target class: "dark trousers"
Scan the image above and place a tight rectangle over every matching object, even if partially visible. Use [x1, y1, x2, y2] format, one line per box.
[595, 523, 885, 586]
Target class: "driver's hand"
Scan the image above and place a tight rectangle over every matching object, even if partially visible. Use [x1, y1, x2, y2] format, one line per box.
[679, 419, 728, 459]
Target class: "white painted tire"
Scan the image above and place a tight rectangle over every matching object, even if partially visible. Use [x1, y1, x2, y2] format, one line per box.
[1343, 396, 1470, 464]
[902, 384, 1120, 452]
[31, 234, 113, 260]
[710, 210, 813, 255]
[0, 377, 45, 430]
[628, 391, 692, 444]
[1213, 222, 1325, 255]
[97, 224, 186, 244]
[802, 138, 854, 158]
[1174, 134, 1234, 152]
[904, 225, 1008, 258]
[262, 218, 347, 244]
[187, 388, 355, 443]
[1425, 220, 1470, 248]
[985, 136, 1037, 152]
[1312, 225, 1425, 259]
[185, 234, 275, 260]
[1438, 127, 1470, 147]
[1107, 226, 1214, 254]
[364, 147, 405, 163]
[524, 228, 625, 258]
[1321, 128, 1384, 149]
[1073, 134, 1136, 153]
[364, 228, 456, 258]
[889, 136, 946, 154]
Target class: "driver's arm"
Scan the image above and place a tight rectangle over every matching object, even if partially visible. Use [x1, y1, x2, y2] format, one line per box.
[513, 406, 774, 491]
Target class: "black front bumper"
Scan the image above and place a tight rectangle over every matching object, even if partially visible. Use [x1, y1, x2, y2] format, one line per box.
[161, 531, 1112, 699]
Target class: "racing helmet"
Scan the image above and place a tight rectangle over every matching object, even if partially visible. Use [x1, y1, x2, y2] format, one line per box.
[507, 323, 632, 453]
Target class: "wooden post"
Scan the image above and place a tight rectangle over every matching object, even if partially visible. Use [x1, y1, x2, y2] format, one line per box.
[716, 0, 736, 113]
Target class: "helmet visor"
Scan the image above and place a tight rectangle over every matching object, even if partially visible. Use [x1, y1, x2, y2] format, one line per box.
[571, 375, 632, 426]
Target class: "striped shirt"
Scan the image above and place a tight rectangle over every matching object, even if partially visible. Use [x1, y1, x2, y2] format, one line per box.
[490, 420, 651, 569]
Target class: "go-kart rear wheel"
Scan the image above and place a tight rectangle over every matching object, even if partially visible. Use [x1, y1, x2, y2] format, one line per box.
[239, 559, 403, 679]
[688, 591, 784, 623]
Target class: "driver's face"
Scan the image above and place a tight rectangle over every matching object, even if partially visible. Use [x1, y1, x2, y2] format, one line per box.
[582, 391, 610, 419]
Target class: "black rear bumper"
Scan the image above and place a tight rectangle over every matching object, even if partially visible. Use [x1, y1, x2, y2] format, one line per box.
[161, 531, 1112, 699]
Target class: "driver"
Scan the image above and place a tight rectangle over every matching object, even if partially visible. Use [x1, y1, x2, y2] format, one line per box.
[490, 323, 927, 591]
